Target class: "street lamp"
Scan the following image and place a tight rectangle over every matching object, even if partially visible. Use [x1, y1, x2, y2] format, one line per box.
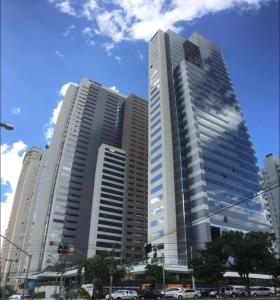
[0, 122, 14, 131]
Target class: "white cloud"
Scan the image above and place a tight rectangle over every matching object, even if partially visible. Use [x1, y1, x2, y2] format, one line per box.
[102, 42, 115, 55]
[55, 50, 64, 59]
[1, 141, 27, 236]
[44, 82, 78, 143]
[114, 55, 121, 62]
[82, 0, 98, 20]
[82, 27, 94, 37]
[48, 0, 271, 44]
[62, 24, 75, 37]
[59, 81, 77, 97]
[82, 27, 96, 45]
[110, 86, 120, 92]
[44, 100, 63, 143]
[54, 0, 76, 16]
[137, 52, 144, 60]
[87, 40, 95, 46]
[12, 107, 21, 115]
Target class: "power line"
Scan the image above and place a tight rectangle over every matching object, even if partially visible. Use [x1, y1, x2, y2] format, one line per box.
[148, 181, 279, 243]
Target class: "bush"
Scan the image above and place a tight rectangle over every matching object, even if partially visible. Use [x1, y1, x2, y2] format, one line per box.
[34, 291, 46, 299]
[78, 288, 91, 299]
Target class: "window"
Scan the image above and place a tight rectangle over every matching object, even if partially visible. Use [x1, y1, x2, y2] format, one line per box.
[151, 126, 161, 138]
[150, 218, 164, 227]
[151, 144, 161, 155]
[151, 206, 164, 215]
[151, 153, 162, 164]
[151, 173, 162, 184]
[151, 135, 161, 146]
[151, 184, 163, 194]
[150, 195, 163, 204]
[149, 229, 164, 239]
[151, 163, 162, 174]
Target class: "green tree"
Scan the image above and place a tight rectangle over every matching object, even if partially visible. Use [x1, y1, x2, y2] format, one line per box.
[191, 250, 225, 284]
[191, 237, 226, 284]
[220, 231, 275, 294]
[263, 256, 280, 295]
[145, 264, 171, 290]
[82, 251, 125, 298]
[191, 231, 276, 293]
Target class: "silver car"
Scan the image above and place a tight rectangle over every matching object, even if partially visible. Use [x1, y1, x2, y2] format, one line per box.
[174, 289, 201, 299]
[161, 288, 182, 298]
[250, 287, 273, 297]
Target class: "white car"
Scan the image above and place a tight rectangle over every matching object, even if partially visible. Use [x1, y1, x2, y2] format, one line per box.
[250, 287, 273, 297]
[105, 290, 138, 300]
[9, 295, 22, 300]
[161, 288, 182, 298]
[174, 289, 201, 299]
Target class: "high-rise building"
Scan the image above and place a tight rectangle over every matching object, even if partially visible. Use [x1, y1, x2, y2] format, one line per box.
[121, 95, 148, 261]
[148, 30, 270, 265]
[1, 147, 43, 282]
[88, 144, 127, 258]
[262, 154, 280, 257]
[28, 78, 148, 270]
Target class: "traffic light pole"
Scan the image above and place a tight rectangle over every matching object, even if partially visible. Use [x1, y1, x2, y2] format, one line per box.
[59, 255, 65, 300]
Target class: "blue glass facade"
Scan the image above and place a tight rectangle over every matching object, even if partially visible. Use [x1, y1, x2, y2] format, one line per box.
[148, 30, 270, 264]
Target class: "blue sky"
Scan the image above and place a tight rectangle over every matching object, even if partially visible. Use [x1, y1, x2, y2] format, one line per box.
[1, 0, 279, 235]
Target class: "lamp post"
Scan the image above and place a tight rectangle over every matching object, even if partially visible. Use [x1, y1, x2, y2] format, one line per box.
[0, 122, 14, 131]
[162, 254, 166, 300]
[0, 234, 32, 299]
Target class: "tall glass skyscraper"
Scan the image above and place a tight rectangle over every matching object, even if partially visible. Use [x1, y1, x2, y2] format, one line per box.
[148, 30, 270, 265]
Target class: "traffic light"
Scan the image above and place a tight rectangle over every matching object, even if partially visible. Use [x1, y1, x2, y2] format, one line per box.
[57, 243, 69, 254]
[144, 243, 152, 254]
[153, 246, 157, 258]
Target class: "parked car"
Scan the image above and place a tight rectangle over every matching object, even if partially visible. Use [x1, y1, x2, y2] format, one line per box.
[161, 288, 182, 298]
[174, 289, 201, 298]
[235, 287, 248, 297]
[139, 289, 163, 299]
[105, 290, 138, 300]
[218, 286, 238, 297]
[9, 295, 22, 300]
[250, 287, 273, 297]
[206, 288, 219, 297]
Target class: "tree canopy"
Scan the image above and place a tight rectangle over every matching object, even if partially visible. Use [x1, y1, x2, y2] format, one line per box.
[191, 231, 277, 292]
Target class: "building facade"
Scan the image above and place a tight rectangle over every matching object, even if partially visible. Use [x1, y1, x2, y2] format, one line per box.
[87, 144, 127, 258]
[121, 95, 148, 262]
[263, 154, 280, 257]
[1, 147, 43, 282]
[148, 30, 270, 265]
[26, 78, 148, 270]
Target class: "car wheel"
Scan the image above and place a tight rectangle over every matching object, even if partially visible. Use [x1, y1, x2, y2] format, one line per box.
[117, 297, 121, 300]
[269, 293, 273, 296]
[231, 293, 236, 298]
[252, 294, 257, 297]
[194, 295, 199, 299]
[178, 296, 183, 299]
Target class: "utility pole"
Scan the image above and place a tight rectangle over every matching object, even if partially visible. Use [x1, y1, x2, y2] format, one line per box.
[57, 243, 72, 300]
[0, 234, 32, 299]
[4, 259, 18, 288]
[109, 244, 117, 300]
[58, 255, 65, 300]
[162, 254, 166, 300]
[190, 245, 195, 289]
